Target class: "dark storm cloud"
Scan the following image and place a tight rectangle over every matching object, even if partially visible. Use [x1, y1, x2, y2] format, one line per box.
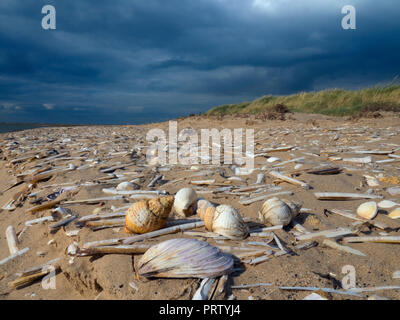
[0, 0, 399, 123]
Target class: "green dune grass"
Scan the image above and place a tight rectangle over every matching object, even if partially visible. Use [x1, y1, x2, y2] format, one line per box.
[205, 83, 400, 117]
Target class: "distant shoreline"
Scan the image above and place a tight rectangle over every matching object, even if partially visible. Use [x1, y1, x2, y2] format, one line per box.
[0, 123, 95, 134]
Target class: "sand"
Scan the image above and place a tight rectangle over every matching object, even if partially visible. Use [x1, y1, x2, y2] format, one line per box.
[1, 112, 400, 300]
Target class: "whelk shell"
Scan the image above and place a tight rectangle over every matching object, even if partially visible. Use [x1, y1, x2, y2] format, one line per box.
[173, 188, 198, 218]
[137, 238, 233, 279]
[196, 200, 249, 240]
[356, 201, 378, 220]
[259, 197, 301, 226]
[124, 196, 174, 234]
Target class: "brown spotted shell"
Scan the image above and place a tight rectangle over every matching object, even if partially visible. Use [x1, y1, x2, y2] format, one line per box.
[124, 195, 174, 234]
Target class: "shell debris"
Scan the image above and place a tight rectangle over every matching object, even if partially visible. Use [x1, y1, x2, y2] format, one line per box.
[1, 117, 400, 300]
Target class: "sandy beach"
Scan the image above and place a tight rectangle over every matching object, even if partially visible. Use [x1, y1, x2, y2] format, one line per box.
[1, 112, 400, 300]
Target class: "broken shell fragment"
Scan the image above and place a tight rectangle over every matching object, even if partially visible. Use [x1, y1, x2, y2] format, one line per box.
[196, 200, 249, 240]
[388, 208, 400, 219]
[259, 197, 294, 226]
[137, 238, 233, 279]
[356, 201, 378, 220]
[124, 196, 174, 234]
[173, 188, 198, 218]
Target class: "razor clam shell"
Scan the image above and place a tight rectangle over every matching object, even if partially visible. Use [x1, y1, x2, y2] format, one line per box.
[137, 238, 233, 279]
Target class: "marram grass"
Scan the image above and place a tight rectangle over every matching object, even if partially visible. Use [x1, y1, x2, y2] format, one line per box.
[205, 84, 400, 117]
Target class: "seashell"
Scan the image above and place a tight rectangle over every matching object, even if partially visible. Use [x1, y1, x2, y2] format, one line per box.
[259, 197, 293, 226]
[387, 187, 400, 196]
[364, 175, 380, 187]
[267, 157, 280, 163]
[256, 173, 265, 184]
[196, 200, 249, 240]
[388, 208, 400, 219]
[234, 167, 255, 176]
[173, 188, 198, 217]
[378, 200, 398, 209]
[356, 201, 378, 220]
[116, 181, 139, 191]
[137, 238, 233, 279]
[283, 199, 302, 219]
[124, 196, 174, 234]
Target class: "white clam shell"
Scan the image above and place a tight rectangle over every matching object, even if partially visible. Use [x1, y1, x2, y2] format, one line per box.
[357, 201, 378, 220]
[173, 188, 198, 217]
[116, 181, 139, 191]
[378, 200, 398, 209]
[259, 197, 292, 226]
[137, 238, 233, 279]
[212, 205, 249, 240]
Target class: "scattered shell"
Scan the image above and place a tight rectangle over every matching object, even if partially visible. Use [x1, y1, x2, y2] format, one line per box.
[256, 173, 265, 184]
[378, 200, 398, 209]
[197, 200, 249, 240]
[387, 187, 400, 196]
[124, 196, 174, 234]
[343, 156, 372, 164]
[267, 157, 280, 163]
[356, 201, 378, 220]
[173, 188, 198, 218]
[137, 238, 233, 279]
[283, 199, 302, 219]
[388, 208, 400, 219]
[303, 293, 328, 300]
[67, 242, 78, 256]
[234, 167, 255, 176]
[92, 207, 103, 214]
[116, 181, 139, 191]
[364, 175, 380, 187]
[258, 197, 293, 226]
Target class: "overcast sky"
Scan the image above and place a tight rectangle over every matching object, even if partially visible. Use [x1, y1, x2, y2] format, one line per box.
[0, 0, 399, 124]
